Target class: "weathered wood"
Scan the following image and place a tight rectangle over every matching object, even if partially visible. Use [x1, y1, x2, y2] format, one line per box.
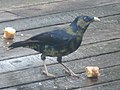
[0, 11, 21, 22]
[0, 3, 120, 31]
[0, 0, 64, 10]
[6, 0, 120, 18]
[75, 80, 120, 90]
[0, 51, 120, 89]
[1, 0, 120, 22]
[4, 80, 120, 90]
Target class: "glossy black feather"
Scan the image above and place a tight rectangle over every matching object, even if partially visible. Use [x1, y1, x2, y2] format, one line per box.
[9, 15, 95, 57]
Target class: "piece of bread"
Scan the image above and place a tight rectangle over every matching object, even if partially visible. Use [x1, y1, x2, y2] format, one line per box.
[3, 27, 16, 39]
[85, 66, 100, 78]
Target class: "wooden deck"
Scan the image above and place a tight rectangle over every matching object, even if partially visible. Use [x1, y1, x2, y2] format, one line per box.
[0, 0, 120, 90]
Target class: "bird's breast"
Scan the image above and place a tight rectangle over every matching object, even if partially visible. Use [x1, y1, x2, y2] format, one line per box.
[42, 45, 69, 57]
[42, 37, 82, 57]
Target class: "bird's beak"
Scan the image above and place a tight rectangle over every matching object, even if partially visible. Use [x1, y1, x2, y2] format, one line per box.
[93, 17, 100, 22]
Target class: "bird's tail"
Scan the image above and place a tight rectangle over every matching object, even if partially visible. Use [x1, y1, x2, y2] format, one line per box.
[8, 40, 29, 50]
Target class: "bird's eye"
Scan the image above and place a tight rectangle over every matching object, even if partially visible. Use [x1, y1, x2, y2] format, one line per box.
[84, 17, 87, 20]
[83, 16, 90, 22]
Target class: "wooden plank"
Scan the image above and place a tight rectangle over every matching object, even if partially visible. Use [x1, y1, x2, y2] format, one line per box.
[0, 3, 120, 31]
[0, 39, 119, 74]
[0, 51, 120, 89]
[5, 78, 120, 90]
[0, 0, 120, 22]
[7, 0, 120, 18]
[0, 11, 21, 21]
[0, 0, 65, 22]
[75, 80, 120, 90]
[0, 0, 64, 10]
[3, 79, 120, 90]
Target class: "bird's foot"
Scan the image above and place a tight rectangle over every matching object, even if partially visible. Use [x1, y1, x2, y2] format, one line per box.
[42, 70, 55, 77]
[64, 69, 79, 78]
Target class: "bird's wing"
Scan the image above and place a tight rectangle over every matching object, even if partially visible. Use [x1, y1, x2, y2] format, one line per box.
[26, 29, 74, 46]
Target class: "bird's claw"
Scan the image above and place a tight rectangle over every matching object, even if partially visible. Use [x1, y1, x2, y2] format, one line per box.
[42, 70, 55, 77]
[71, 73, 79, 78]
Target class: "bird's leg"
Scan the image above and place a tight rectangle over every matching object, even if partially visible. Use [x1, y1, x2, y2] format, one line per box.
[42, 60, 55, 77]
[57, 57, 79, 77]
[61, 63, 79, 77]
[41, 54, 55, 77]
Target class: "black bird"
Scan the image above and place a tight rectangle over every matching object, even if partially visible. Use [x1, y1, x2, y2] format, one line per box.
[8, 16, 100, 77]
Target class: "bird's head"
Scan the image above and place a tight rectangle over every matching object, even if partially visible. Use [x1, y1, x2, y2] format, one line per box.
[73, 15, 100, 31]
[79, 15, 100, 22]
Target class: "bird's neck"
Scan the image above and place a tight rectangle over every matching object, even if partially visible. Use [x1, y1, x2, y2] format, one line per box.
[68, 22, 89, 35]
